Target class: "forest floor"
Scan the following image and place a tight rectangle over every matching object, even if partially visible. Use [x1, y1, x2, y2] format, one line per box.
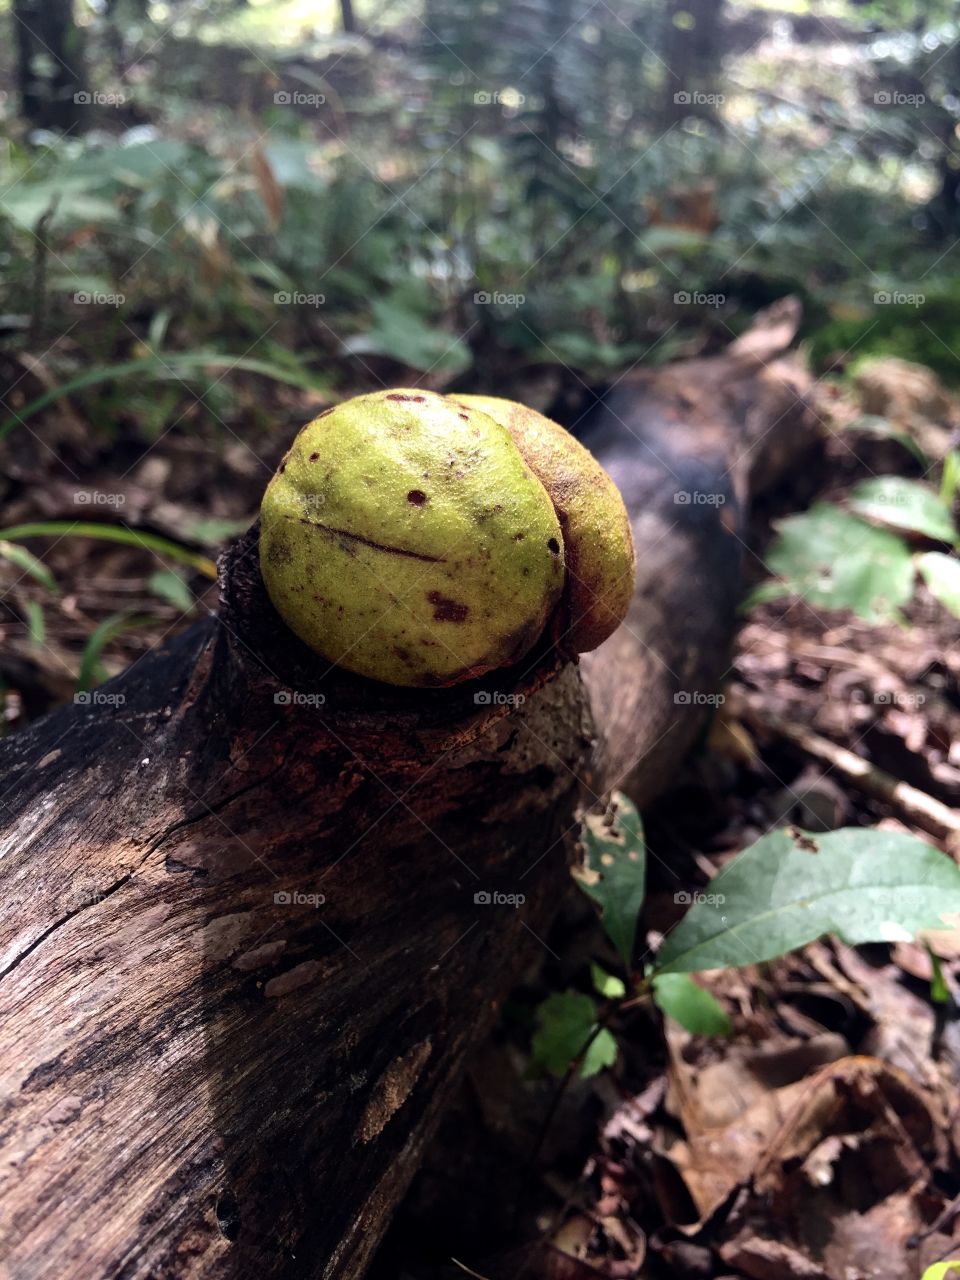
[371, 364, 960, 1280]
[2, 353, 959, 1280]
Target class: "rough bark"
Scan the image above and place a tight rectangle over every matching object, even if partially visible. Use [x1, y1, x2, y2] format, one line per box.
[0, 303, 821, 1278]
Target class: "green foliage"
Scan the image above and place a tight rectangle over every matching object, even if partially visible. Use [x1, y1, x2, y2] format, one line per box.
[530, 991, 618, 1079]
[655, 827, 960, 973]
[0, 523, 218, 579]
[849, 477, 956, 543]
[751, 503, 915, 622]
[917, 551, 960, 618]
[573, 792, 646, 970]
[77, 612, 151, 692]
[652, 974, 731, 1036]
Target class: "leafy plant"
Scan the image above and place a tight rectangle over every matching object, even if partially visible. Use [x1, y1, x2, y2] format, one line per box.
[531, 793, 960, 1077]
[749, 461, 960, 622]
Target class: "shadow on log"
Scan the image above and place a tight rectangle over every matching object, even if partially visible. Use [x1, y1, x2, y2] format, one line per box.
[0, 301, 821, 1277]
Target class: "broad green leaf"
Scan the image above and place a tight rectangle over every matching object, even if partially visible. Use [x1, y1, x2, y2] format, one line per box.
[655, 827, 960, 974]
[761, 503, 914, 622]
[530, 991, 618, 1079]
[850, 477, 956, 543]
[343, 300, 472, 375]
[148, 570, 196, 612]
[573, 792, 646, 969]
[917, 552, 960, 619]
[0, 540, 58, 592]
[652, 973, 731, 1035]
[590, 963, 626, 999]
[0, 523, 217, 578]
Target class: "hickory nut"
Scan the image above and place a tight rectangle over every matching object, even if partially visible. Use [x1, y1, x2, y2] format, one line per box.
[259, 388, 635, 687]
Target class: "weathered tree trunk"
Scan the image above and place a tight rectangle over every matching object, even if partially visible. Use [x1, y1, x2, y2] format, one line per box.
[0, 304, 819, 1278]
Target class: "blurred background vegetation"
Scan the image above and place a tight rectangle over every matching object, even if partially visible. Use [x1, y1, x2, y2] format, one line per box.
[3, 0, 960, 718]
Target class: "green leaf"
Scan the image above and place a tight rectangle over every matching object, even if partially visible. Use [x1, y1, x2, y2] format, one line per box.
[590, 963, 626, 999]
[24, 599, 46, 645]
[0, 523, 218, 578]
[147, 570, 195, 613]
[343, 300, 472, 376]
[0, 354, 327, 442]
[573, 792, 646, 969]
[76, 612, 151, 692]
[530, 991, 618, 1079]
[761, 503, 914, 622]
[849, 477, 956, 543]
[655, 827, 960, 974]
[652, 973, 731, 1035]
[917, 552, 960, 618]
[925, 944, 950, 1006]
[941, 450, 960, 507]
[0, 540, 59, 593]
[185, 517, 250, 546]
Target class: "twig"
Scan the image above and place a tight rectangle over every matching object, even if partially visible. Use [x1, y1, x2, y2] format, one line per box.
[735, 689, 960, 841]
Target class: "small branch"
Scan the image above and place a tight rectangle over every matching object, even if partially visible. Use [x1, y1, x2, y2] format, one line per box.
[735, 688, 960, 842]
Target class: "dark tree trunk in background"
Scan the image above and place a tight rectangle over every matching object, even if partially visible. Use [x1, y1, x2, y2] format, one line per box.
[340, 0, 357, 34]
[14, 0, 85, 133]
[660, 0, 726, 125]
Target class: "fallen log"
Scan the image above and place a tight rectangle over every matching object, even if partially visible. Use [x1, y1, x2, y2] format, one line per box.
[0, 303, 820, 1278]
